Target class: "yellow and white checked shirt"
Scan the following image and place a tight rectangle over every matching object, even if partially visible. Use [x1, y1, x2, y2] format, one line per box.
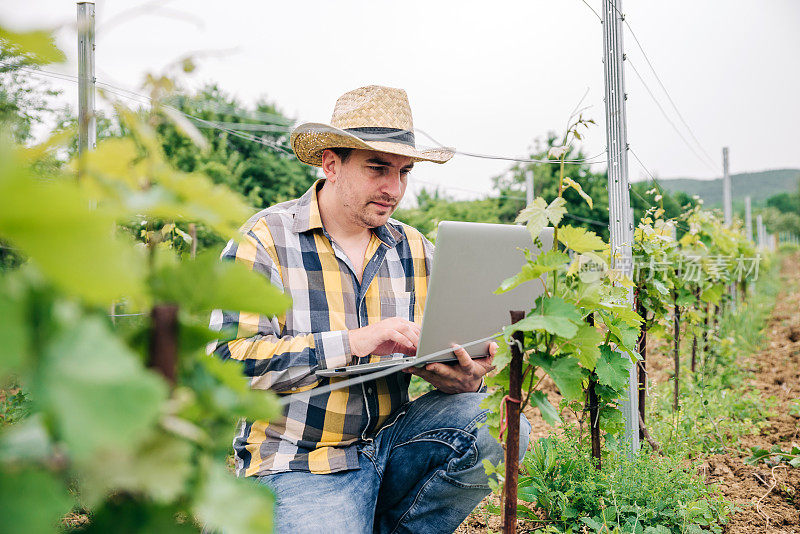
[211, 180, 433, 476]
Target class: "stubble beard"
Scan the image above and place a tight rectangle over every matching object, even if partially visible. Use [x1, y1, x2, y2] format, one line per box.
[339, 180, 398, 229]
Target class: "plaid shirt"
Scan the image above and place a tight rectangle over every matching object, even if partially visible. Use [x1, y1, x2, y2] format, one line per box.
[211, 180, 433, 476]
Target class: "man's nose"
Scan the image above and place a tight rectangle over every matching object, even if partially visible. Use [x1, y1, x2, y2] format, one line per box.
[382, 171, 403, 198]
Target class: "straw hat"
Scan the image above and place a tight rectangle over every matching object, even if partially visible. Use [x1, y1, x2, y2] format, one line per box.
[290, 85, 454, 167]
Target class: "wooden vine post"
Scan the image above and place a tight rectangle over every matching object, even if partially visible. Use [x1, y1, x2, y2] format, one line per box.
[635, 295, 647, 439]
[672, 291, 680, 411]
[501, 310, 525, 534]
[690, 288, 699, 372]
[149, 304, 179, 386]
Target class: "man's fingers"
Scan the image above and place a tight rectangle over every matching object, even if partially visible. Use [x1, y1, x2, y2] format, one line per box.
[388, 331, 416, 355]
[451, 344, 473, 369]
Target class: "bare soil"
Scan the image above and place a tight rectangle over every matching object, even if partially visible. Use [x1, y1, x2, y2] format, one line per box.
[457, 252, 800, 533]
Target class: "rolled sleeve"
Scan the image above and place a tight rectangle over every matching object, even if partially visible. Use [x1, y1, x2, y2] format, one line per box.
[313, 330, 352, 370]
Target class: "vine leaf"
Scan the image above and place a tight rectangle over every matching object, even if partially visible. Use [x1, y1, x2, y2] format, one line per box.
[535, 250, 571, 269]
[0, 286, 27, 380]
[75, 434, 194, 508]
[508, 314, 578, 339]
[563, 324, 604, 370]
[595, 345, 631, 390]
[515, 197, 566, 239]
[0, 468, 74, 534]
[0, 27, 66, 64]
[531, 391, 562, 426]
[0, 145, 146, 305]
[193, 459, 274, 534]
[538, 296, 582, 323]
[38, 318, 167, 460]
[530, 355, 584, 400]
[563, 177, 593, 208]
[603, 317, 641, 359]
[557, 225, 606, 253]
[495, 263, 553, 294]
[150, 250, 291, 316]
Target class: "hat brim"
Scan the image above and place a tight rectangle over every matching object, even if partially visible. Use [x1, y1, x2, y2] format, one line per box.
[290, 123, 454, 167]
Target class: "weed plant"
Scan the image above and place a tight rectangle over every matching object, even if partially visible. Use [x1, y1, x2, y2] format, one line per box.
[516, 427, 732, 533]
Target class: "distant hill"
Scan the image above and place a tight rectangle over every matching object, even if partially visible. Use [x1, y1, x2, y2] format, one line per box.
[655, 169, 800, 207]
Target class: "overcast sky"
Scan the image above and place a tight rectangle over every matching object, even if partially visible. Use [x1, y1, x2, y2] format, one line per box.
[4, 0, 799, 206]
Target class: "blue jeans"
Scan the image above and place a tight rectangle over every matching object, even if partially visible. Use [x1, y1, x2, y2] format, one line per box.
[256, 390, 531, 534]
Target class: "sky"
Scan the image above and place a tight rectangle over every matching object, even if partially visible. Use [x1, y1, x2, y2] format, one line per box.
[3, 0, 799, 207]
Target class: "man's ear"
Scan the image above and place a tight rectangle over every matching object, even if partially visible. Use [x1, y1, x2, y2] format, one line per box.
[321, 149, 339, 183]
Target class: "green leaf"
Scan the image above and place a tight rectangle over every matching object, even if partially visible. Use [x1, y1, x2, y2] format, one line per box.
[74, 434, 194, 507]
[0, 28, 66, 64]
[75, 499, 197, 534]
[38, 318, 167, 459]
[563, 176, 593, 209]
[508, 314, 578, 339]
[515, 197, 549, 238]
[699, 284, 723, 304]
[201, 357, 280, 422]
[193, 459, 274, 534]
[535, 249, 571, 269]
[594, 345, 631, 390]
[150, 250, 291, 316]
[0, 284, 28, 379]
[538, 296, 582, 323]
[599, 302, 643, 327]
[491, 337, 512, 372]
[531, 391, 562, 425]
[515, 197, 565, 239]
[557, 225, 606, 253]
[603, 316, 641, 357]
[495, 262, 553, 294]
[529, 355, 584, 400]
[564, 324, 604, 370]
[0, 144, 145, 305]
[0, 468, 74, 534]
[544, 197, 567, 226]
[0, 414, 52, 463]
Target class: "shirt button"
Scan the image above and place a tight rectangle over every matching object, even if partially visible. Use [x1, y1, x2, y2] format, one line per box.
[367, 388, 373, 394]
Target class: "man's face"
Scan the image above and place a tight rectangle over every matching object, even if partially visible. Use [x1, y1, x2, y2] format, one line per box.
[322, 149, 414, 229]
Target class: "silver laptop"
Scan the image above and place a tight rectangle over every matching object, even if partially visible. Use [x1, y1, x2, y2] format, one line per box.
[316, 221, 554, 377]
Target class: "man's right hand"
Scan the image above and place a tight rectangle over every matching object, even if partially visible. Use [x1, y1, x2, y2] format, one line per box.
[349, 318, 420, 358]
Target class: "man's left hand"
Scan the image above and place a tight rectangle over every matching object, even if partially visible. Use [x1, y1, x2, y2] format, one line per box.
[403, 342, 497, 394]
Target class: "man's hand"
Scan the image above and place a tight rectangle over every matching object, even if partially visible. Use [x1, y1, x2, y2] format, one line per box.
[349, 318, 420, 358]
[403, 342, 497, 394]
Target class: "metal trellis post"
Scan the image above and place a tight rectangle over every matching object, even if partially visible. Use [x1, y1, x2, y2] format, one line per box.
[602, 0, 639, 453]
[745, 196, 753, 242]
[722, 147, 732, 226]
[77, 2, 96, 155]
[526, 169, 535, 206]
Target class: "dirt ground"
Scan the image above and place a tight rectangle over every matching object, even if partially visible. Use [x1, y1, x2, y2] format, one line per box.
[457, 252, 800, 533]
[703, 253, 800, 534]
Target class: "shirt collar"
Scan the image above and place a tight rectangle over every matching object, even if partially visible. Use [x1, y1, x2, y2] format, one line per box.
[290, 179, 405, 248]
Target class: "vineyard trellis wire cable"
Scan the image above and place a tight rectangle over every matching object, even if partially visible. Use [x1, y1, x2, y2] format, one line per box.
[409, 177, 610, 228]
[626, 59, 719, 175]
[579, 0, 720, 172]
[7, 62, 611, 166]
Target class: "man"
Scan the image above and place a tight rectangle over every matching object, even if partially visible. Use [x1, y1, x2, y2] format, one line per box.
[212, 85, 530, 533]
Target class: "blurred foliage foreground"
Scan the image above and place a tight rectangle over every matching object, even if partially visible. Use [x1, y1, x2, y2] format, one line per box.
[0, 24, 293, 534]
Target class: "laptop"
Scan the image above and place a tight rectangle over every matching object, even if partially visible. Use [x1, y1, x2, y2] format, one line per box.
[315, 221, 554, 377]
